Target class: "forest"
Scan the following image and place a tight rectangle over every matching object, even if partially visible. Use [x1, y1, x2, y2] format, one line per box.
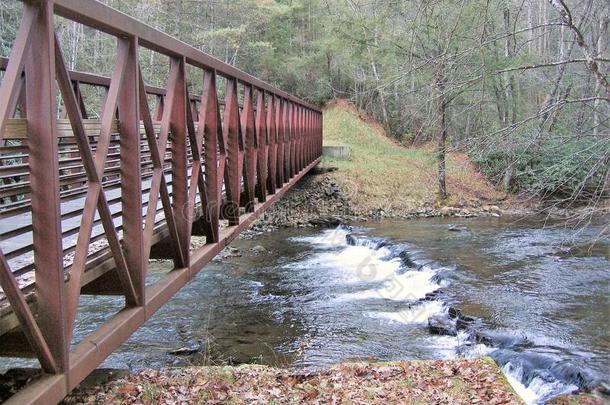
[0, 0, 608, 208]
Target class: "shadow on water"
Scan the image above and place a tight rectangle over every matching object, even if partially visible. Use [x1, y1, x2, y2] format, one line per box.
[1, 216, 608, 404]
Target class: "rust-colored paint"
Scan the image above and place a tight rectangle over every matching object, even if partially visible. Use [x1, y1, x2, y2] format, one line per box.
[0, 1, 322, 403]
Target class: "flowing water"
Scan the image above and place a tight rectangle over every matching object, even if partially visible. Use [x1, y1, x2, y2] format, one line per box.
[1, 216, 608, 403]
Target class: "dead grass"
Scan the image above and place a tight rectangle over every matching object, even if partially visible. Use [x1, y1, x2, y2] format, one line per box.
[65, 359, 526, 404]
[322, 99, 505, 214]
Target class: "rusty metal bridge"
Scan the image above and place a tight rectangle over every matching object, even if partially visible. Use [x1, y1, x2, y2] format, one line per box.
[0, 1, 322, 402]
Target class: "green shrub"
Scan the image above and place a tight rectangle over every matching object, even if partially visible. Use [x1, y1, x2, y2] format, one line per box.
[474, 134, 608, 201]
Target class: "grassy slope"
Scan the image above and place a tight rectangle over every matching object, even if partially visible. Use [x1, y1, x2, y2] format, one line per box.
[322, 100, 504, 214]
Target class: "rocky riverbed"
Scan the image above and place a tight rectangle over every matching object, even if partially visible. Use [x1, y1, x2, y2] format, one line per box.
[246, 166, 608, 238]
[246, 167, 505, 237]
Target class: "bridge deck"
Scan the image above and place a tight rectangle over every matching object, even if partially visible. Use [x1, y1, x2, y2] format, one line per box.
[0, 119, 199, 335]
[0, 0, 322, 402]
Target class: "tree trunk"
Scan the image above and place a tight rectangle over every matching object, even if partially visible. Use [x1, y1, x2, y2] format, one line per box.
[436, 73, 447, 199]
[502, 5, 518, 191]
[548, 0, 610, 97]
[593, 16, 608, 136]
[503, 7, 518, 125]
[438, 97, 447, 199]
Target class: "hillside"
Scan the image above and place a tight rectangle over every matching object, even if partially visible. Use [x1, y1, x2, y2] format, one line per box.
[248, 100, 506, 232]
[320, 100, 505, 216]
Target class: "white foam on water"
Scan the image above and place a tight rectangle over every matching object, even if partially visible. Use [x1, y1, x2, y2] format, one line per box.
[329, 245, 401, 282]
[501, 362, 578, 405]
[502, 363, 539, 404]
[289, 230, 584, 405]
[367, 300, 445, 324]
[340, 268, 440, 301]
[462, 343, 494, 358]
[287, 244, 402, 283]
[425, 330, 494, 360]
[290, 227, 350, 248]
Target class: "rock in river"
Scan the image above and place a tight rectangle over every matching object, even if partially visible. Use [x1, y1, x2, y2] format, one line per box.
[428, 315, 458, 336]
[250, 245, 267, 254]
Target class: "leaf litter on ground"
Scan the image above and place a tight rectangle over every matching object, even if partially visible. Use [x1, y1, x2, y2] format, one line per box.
[64, 358, 537, 404]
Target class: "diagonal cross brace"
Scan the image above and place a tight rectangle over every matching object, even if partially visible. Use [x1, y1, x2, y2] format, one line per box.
[138, 67, 184, 263]
[55, 38, 139, 339]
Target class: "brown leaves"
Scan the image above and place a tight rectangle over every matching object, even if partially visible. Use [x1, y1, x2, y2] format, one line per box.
[66, 359, 529, 405]
[116, 383, 138, 397]
[303, 388, 319, 400]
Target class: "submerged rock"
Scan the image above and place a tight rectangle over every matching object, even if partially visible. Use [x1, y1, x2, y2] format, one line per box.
[398, 251, 416, 268]
[345, 234, 387, 250]
[250, 245, 267, 254]
[490, 349, 600, 396]
[549, 362, 598, 392]
[216, 246, 242, 260]
[475, 331, 532, 348]
[168, 341, 203, 356]
[448, 224, 470, 232]
[428, 315, 458, 336]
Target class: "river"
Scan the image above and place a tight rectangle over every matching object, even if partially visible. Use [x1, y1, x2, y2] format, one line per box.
[1, 216, 608, 404]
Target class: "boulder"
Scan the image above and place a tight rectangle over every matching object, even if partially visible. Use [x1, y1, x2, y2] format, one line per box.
[474, 331, 532, 348]
[309, 216, 344, 228]
[422, 290, 443, 301]
[447, 306, 477, 330]
[448, 306, 462, 319]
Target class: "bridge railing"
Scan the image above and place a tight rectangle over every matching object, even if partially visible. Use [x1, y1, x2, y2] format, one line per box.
[0, 0, 321, 402]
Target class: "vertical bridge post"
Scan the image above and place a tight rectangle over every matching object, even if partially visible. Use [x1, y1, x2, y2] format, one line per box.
[26, 0, 68, 374]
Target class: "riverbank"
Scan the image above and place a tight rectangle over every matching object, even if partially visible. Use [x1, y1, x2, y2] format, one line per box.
[318, 99, 509, 216]
[65, 359, 526, 404]
[248, 99, 607, 231]
[248, 169, 505, 234]
[249, 99, 508, 232]
[235, 101, 610, 405]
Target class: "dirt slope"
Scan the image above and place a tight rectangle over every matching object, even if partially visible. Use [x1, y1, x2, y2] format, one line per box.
[321, 99, 505, 216]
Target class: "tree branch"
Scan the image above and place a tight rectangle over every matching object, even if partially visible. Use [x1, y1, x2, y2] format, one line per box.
[547, 0, 610, 99]
[495, 58, 610, 74]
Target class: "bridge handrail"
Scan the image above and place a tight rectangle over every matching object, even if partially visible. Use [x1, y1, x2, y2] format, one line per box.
[52, 0, 320, 112]
[0, 1, 322, 403]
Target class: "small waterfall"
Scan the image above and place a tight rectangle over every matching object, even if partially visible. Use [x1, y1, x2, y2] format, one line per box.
[290, 226, 600, 404]
[501, 361, 579, 404]
[292, 227, 446, 321]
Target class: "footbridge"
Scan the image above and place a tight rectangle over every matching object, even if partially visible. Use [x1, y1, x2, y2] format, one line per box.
[0, 1, 322, 402]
